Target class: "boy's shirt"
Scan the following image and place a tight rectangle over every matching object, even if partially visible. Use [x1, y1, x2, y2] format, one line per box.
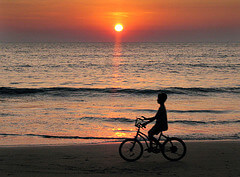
[155, 104, 168, 131]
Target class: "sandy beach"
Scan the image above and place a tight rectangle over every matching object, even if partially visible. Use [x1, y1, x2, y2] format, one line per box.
[0, 141, 239, 177]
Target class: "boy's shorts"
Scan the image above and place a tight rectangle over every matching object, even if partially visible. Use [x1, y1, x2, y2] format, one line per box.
[148, 124, 162, 135]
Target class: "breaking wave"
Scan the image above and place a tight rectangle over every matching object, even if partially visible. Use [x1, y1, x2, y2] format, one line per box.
[1, 86, 239, 96]
[79, 116, 240, 125]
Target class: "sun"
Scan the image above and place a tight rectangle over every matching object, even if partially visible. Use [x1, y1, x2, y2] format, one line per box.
[114, 24, 123, 32]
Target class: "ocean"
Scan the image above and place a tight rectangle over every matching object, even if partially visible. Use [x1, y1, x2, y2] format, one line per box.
[0, 42, 239, 145]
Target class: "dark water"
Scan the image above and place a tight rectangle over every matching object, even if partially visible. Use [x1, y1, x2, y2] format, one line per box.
[0, 42, 239, 145]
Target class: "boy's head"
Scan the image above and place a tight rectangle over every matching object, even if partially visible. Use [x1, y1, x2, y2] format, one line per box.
[157, 92, 167, 104]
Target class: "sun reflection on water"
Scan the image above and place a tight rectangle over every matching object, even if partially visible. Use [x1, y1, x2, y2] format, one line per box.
[112, 41, 123, 88]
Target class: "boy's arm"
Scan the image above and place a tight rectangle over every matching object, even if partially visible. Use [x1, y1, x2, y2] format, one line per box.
[141, 116, 155, 122]
[141, 116, 155, 127]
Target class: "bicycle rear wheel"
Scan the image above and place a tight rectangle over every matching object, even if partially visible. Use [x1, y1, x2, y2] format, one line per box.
[119, 139, 143, 162]
[162, 137, 186, 161]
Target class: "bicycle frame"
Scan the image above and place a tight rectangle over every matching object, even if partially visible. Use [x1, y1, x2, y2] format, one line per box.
[133, 126, 169, 149]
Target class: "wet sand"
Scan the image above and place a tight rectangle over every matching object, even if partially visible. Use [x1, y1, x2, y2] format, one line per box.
[0, 141, 239, 176]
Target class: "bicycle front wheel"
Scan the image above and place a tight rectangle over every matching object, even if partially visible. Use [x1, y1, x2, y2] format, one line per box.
[162, 137, 186, 161]
[119, 139, 143, 162]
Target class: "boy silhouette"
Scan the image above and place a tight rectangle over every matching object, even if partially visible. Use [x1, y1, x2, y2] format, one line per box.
[142, 93, 168, 151]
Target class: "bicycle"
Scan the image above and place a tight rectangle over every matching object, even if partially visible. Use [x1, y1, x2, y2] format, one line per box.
[119, 118, 186, 162]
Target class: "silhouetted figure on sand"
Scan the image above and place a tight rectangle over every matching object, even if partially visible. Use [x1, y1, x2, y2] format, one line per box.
[142, 93, 168, 151]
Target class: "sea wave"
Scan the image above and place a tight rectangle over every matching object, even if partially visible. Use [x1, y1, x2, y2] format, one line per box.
[79, 117, 133, 123]
[168, 110, 233, 114]
[79, 116, 240, 125]
[0, 133, 125, 140]
[1, 86, 239, 96]
[168, 120, 240, 125]
[133, 109, 234, 114]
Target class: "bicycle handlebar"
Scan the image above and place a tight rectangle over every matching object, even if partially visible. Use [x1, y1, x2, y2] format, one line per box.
[135, 117, 147, 128]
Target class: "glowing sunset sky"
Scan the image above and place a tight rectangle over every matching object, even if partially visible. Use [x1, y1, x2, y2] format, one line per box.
[0, 0, 239, 42]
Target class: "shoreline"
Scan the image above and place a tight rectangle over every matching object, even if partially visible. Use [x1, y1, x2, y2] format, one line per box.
[0, 141, 239, 176]
[0, 138, 239, 148]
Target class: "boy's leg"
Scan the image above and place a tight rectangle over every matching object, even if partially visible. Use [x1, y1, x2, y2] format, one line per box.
[148, 127, 158, 148]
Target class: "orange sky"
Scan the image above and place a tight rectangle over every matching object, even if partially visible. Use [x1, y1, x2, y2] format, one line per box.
[0, 0, 239, 42]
